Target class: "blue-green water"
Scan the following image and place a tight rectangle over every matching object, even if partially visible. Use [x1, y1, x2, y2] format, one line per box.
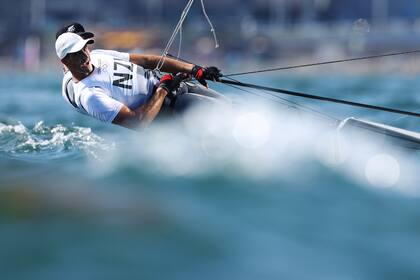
[0, 72, 420, 280]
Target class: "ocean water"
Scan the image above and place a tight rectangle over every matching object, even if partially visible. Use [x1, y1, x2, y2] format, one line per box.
[0, 71, 419, 280]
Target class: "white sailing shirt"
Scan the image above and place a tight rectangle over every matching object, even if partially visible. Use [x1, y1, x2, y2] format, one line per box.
[61, 49, 159, 123]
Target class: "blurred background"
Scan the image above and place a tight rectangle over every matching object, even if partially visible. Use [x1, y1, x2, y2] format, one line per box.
[2, 0, 420, 73]
[1, 1, 420, 280]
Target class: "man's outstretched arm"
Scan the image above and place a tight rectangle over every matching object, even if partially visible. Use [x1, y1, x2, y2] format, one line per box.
[130, 53, 222, 88]
[129, 54, 194, 74]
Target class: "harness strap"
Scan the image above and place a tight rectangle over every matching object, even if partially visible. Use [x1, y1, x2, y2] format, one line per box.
[64, 78, 79, 110]
[64, 78, 88, 113]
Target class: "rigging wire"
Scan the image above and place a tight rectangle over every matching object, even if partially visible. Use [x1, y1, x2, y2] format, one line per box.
[200, 0, 219, 48]
[156, 0, 219, 71]
[164, 52, 340, 122]
[163, 52, 332, 122]
[165, 52, 419, 120]
[218, 79, 420, 118]
[224, 49, 420, 77]
[177, 24, 183, 59]
[223, 78, 302, 109]
[221, 78, 420, 147]
[156, 0, 195, 71]
[222, 76, 340, 123]
[159, 5, 419, 121]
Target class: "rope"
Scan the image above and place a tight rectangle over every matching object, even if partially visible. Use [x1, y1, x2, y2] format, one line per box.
[224, 49, 420, 77]
[200, 0, 219, 48]
[156, 0, 195, 71]
[223, 76, 340, 123]
[219, 79, 420, 118]
[156, 0, 219, 71]
[177, 24, 183, 59]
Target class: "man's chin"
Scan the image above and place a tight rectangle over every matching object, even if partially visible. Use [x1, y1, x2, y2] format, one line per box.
[79, 66, 91, 74]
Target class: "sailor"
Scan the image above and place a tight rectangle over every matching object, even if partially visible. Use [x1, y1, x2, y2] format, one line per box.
[56, 23, 223, 129]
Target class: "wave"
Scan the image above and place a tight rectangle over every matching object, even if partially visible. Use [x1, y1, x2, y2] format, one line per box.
[0, 121, 114, 161]
[91, 101, 420, 196]
[1, 100, 418, 197]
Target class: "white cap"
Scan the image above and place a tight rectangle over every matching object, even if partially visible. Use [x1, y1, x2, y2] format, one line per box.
[55, 32, 93, 59]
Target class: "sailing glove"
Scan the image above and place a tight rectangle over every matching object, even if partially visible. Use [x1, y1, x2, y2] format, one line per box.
[191, 65, 222, 87]
[158, 73, 187, 99]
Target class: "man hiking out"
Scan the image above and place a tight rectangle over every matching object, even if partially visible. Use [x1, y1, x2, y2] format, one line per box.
[56, 23, 224, 129]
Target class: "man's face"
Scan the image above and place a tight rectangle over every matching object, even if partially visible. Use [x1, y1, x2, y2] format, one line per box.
[62, 44, 92, 75]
